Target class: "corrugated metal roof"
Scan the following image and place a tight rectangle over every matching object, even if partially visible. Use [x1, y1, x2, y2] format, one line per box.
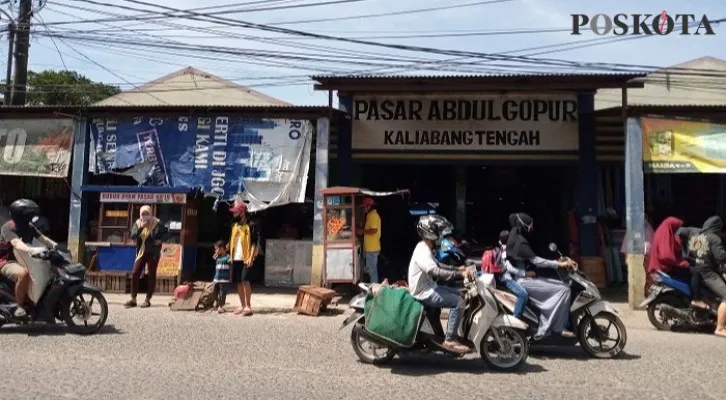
[312, 72, 645, 80]
[0, 104, 345, 119]
[94, 67, 292, 107]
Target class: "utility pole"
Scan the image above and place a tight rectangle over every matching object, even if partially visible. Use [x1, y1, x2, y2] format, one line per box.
[12, 0, 31, 105]
[4, 22, 14, 105]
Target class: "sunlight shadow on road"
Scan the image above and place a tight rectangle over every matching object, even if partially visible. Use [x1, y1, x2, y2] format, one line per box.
[529, 345, 641, 361]
[0, 324, 124, 337]
[369, 353, 548, 376]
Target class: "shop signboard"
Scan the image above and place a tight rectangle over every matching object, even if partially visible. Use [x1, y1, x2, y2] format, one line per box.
[100, 192, 187, 204]
[642, 117, 726, 173]
[157, 243, 182, 277]
[351, 94, 579, 151]
[89, 116, 312, 209]
[0, 118, 74, 177]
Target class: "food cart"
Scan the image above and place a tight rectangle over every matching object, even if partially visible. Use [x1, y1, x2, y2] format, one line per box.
[85, 191, 199, 293]
[320, 186, 408, 285]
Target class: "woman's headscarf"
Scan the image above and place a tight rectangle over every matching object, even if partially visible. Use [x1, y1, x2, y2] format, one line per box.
[648, 217, 685, 273]
[506, 212, 537, 261]
[699, 216, 723, 235]
[139, 205, 159, 231]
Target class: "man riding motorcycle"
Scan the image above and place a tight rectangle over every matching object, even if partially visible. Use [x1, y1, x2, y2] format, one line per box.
[408, 214, 474, 354]
[0, 199, 57, 317]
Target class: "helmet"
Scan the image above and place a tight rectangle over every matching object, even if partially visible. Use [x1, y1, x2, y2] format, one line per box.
[417, 214, 453, 241]
[9, 199, 40, 225]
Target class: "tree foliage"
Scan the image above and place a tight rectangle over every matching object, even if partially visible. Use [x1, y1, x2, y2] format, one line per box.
[25, 69, 121, 106]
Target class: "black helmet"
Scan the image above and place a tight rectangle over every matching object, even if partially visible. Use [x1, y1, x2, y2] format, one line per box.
[417, 214, 453, 241]
[9, 199, 40, 225]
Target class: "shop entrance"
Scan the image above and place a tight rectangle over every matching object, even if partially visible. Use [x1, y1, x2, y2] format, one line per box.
[358, 163, 576, 281]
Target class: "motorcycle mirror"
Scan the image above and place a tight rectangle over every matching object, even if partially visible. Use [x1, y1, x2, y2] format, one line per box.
[548, 242, 558, 252]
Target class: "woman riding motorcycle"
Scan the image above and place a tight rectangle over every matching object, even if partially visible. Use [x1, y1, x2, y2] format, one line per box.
[408, 214, 474, 354]
[0, 199, 56, 317]
[505, 212, 576, 340]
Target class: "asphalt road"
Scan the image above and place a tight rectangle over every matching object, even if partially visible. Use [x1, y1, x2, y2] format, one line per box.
[1, 304, 724, 400]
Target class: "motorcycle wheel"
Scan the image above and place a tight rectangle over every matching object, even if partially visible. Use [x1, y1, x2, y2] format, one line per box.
[578, 312, 627, 359]
[647, 295, 688, 331]
[479, 327, 529, 372]
[350, 323, 396, 365]
[62, 288, 108, 335]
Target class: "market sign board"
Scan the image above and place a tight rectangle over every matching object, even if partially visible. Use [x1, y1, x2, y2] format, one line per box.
[351, 94, 579, 151]
[100, 192, 187, 204]
[642, 117, 726, 173]
[0, 118, 74, 177]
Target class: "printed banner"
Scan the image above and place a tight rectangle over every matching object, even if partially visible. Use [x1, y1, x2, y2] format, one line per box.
[0, 119, 74, 177]
[157, 243, 182, 277]
[352, 94, 579, 151]
[642, 117, 726, 173]
[100, 192, 187, 204]
[89, 116, 313, 209]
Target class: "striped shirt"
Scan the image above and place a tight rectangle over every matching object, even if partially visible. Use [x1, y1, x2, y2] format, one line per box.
[213, 255, 231, 283]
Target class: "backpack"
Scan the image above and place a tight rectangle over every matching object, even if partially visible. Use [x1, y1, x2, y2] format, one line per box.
[481, 246, 503, 274]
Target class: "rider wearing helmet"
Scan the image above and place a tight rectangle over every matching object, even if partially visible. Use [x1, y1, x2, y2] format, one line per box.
[408, 214, 474, 354]
[0, 199, 57, 317]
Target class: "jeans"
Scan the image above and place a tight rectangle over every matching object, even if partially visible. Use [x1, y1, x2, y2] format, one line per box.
[422, 286, 465, 341]
[504, 279, 529, 317]
[365, 251, 380, 283]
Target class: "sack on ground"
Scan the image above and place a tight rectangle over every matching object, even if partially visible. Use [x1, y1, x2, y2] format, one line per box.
[169, 281, 215, 311]
[364, 285, 423, 348]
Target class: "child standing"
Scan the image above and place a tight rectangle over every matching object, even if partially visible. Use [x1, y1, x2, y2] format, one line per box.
[497, 230, 530, 319]
[213, 240, 231, 314]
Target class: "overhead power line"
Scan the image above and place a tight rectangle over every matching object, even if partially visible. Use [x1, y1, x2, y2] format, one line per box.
[266, 0, 515, 26]
[97, 0, 726, 76]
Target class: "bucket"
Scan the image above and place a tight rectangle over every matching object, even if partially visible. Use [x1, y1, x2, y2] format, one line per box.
[580, 256, 607, 289]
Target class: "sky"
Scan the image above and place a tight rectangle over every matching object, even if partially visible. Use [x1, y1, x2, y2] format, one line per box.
[1, 0, 724, 105]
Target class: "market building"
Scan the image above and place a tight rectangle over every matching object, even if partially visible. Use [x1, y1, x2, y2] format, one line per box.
[595, 56, 726, 307]
[1, 66, 341, 293]
[312, 73, 646, 287]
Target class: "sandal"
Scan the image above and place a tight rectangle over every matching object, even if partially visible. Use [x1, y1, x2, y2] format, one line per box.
[124, 300, 137, 308]
[140, 300, 151, 308]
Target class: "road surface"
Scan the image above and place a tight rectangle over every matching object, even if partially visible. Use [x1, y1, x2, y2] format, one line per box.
[0, 303, 723, 400]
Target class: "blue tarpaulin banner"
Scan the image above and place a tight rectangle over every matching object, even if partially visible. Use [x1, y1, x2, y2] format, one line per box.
[89, 116, 313, 209]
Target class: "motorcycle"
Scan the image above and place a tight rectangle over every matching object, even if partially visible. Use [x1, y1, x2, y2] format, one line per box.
[492, 243, 628, 359]
[0, 225, 108, 334]
[340, 274, 531, 372]
[639, 270, 724, 331]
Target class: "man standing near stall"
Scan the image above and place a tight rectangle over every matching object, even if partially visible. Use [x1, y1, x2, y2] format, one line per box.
[229, 202, 260, 316]
[360, 197, 382, 283]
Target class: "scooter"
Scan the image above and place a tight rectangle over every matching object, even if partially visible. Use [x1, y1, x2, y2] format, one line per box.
[0, 226, 108, 334]
[639, 270, 724, 331]
[340, 274, 530, 372]
[494, 243, 628, 359]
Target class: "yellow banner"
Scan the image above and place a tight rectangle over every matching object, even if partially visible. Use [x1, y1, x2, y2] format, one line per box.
[642, 117, 726, 173]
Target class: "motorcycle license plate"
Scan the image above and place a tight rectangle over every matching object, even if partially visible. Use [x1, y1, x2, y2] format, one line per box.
[339, 312, 361, 331]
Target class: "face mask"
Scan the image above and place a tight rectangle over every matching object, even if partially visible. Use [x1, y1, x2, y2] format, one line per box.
[141, 215, 151, 222]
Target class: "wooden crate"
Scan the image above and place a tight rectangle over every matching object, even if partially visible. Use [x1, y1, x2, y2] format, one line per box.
[155, 276, 178, 294]
[106, 272, 130, 293]
[294, 285, 337, 316]
[581, 256, 607, 289]
[86, 272, 129, 293]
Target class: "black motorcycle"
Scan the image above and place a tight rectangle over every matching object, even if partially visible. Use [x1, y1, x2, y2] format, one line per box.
[0, 246, 108, 335]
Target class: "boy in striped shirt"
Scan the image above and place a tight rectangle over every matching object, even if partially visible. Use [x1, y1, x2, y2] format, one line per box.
[213, 240, 231, 313]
